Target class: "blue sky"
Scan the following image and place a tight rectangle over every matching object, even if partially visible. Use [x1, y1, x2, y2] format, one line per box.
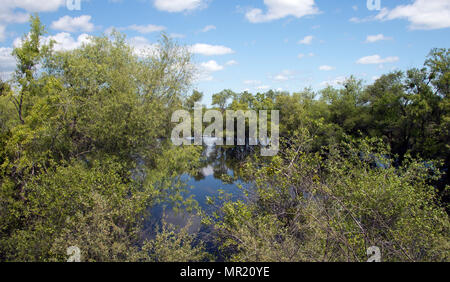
[1, 0, 449, 105]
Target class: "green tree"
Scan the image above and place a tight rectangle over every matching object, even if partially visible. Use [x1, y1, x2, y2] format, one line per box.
[207, 135, 449, 262]
[0, 16, 204, 262]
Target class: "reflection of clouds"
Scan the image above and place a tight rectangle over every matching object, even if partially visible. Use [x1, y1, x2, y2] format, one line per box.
[162, 209, 202, 234]
[203, 136, 220, 146]
[201, 165, 214, 177]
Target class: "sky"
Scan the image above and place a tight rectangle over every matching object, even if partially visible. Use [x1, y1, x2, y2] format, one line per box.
[0, 0, 449, 106]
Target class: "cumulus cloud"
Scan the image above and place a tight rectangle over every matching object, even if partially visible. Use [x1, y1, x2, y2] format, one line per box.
[2, 31, 91, 77]
[0, 12, 29, 25]
[245, 0, 320, 23]
[0, 0, 66, 40]
[319, 65, 335, 71]
[51, 15, 95, 33]
[1, 0, 65, 16]
[47, 32, 91, 51]
[190, 43, 234, 56]
[298, 35, 313, 45]
[13, 32, 91, 52]
[128, 36, 157, 57]
[272, 70, 294, 81]
[375, 0, 450, 30]
[365, 34, 392, 43]
[320, 76, 346, 87]
[196, 61, 222, 82]
[274, 74, 288, 81]
[200, 60, 224, 72]
[197, 59, 236, 82]
[356, 55, 399, 65]
[153, 0, 207, 13]
[0, 47, 16, 73]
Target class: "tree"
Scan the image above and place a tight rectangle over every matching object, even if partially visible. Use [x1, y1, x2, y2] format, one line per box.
[11, 15, 52, 124]
[212, 89, 234, 112]
[207, 135, 449, 262]
[0, 16, 204, 262]
[185, 90, 204, 110]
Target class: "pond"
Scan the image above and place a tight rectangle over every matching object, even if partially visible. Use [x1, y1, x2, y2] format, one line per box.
[144, 137, 253, 235]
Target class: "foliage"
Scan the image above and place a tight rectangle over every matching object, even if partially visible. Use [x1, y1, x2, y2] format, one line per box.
[208, 134, 449, 262]
[0, 15, 448, 262]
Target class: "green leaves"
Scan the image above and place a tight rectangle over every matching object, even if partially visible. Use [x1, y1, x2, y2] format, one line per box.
[0, 16, 204, 262]
[208, 134, 449, 262]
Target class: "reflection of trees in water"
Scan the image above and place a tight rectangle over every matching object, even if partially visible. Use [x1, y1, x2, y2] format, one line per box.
[192, 143, 257, 182]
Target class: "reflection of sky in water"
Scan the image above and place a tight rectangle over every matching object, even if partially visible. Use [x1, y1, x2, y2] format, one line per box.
[186, 167, 243, 209]
[144, 139, 247, 235]
[200, 165, 214, 177]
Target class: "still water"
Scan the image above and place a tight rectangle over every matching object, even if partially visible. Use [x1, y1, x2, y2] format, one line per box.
[145, 137, 252, 234]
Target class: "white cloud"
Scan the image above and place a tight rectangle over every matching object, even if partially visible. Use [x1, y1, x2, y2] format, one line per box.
[245, 0, 320, 23]
[46, 32, 91, 51]
[200, 60, 224, 72]
[128, 36, 157, 57]
[274, 74, 288, 81]
[319, 65, 335, 71]
[13, 32, 91, 52]
[375, 0, 450, 30]
[272, 70, 293, 81]
[298, 35, 313, 45]
[0, 47, 15, 73]
[320, 76, 346, 87]
[4, 0, 65, 12]
[225, 60, 238, 66]
[0, 12, 28, 25]
[0, 0, 66, 40]
[356, 55, 399, 65]
[127, 24, 166, 34]
[298, 53, 305, 59]
[153, 0, 207, 13]
[201, 25, 216, 32]
[365, 34, 392, 43]
[51, 15, 95, 33]
[190, 43, 234, 56]
[196, 59, 229, 82]
[199, 75, 213, 82]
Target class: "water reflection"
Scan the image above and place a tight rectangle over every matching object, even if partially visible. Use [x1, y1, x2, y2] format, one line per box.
[144, 137, 253, 236]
